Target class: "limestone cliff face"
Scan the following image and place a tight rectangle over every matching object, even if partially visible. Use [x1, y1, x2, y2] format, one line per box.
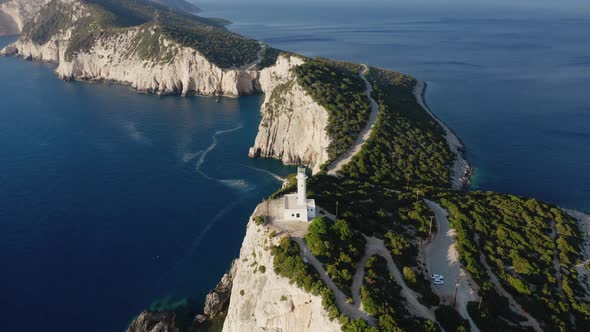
[0, 1, 260, 96]
[0, 0, 49, 35]
[222, 206, 341, 332]
[248, 55, 331, 173]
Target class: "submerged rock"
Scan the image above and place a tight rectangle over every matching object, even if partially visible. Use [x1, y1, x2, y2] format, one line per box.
[127, 310, 179, 332]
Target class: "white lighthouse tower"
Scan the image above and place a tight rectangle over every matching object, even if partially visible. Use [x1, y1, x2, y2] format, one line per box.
[283, 166, 316, 222]
[297, 166, 307, 205]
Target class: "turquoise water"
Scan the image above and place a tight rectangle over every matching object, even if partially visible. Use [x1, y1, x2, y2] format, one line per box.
[0, 36, 293, 331]
[203, 2, 590, 212]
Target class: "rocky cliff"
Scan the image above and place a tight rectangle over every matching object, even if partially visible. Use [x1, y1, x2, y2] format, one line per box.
[248, 55, 331, 173]
[222, 206, 341, 332]
[0, 0, 261, 96]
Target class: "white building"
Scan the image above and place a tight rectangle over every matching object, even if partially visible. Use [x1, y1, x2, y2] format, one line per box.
[283, 166, 316, 222]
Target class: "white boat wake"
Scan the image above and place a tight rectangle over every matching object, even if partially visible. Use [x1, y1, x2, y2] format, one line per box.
[242, 164, 286, 182]
[195, 124, 244, 174]
[219, 179, 252, 192]
[183, 124, 245, 184]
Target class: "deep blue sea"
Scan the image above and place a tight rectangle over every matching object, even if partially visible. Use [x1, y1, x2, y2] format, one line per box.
[0, 36, 293, 331]
[0, 1, 589, 331]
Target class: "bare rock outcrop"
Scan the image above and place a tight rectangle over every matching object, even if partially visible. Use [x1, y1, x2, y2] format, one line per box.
[127, 310, 179, 332]
[222, 206, 341, 332]
[195, 272, 234, 324]
[248, 55, 331, 173]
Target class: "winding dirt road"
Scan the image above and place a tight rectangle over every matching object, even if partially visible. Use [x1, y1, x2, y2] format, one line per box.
[293, 237, 377, 325]
[328, 64, 379, 175]
[241, 42, 266, 71]
[478, 242, 542, 332]
[350, 236, 436, 321]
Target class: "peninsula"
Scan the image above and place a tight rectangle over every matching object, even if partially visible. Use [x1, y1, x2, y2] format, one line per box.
[2, 1, 589, 332]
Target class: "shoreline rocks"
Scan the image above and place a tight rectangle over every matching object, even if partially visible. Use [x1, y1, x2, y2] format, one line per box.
[194, 271, 234, 324]
[127, 311, 179, 332]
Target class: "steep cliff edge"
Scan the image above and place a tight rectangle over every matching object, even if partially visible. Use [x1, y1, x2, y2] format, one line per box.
[222, 206, 341, 332]
[248, 55, 331, 173]
[0, 0, 263, 96]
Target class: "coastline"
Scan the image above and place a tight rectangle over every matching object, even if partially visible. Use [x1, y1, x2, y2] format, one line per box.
[413, 80, 472, 190]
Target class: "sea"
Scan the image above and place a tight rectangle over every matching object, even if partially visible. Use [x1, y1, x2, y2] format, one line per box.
[0, 1, 589, 331]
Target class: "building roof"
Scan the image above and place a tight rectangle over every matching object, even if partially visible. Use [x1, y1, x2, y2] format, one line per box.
[284, 194, 315, 210]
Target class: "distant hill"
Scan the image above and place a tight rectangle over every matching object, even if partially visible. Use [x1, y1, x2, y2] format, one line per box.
[150, 0, 200, 13]
[12, 0, 257, 68]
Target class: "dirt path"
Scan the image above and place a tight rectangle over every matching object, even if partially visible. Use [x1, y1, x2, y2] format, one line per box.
[351, 236, 436, 321]
[479, 250, 543, 332]
[240, 42, 266, 71]
[293, 237, 377, 325]
[424, 200, 480, 332]
[328, 64, 379, 175]
[351, 243, 373, 310]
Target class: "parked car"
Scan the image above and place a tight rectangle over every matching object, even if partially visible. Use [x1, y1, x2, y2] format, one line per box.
[431, 274, 444, 280]
[433, 280, 444, 285]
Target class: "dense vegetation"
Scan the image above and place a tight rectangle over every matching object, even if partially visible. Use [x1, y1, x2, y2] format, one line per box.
[293, 59, 371, 164]
[265, 62, 590, 331]
[257, 47, 284, 69]
[23, 0, 261, 67]
[361, 255, 439, 332]
[305, 217, 366, 296]
[435, 190, 590, 330]
[434, 305, 469, 332]
[340, 68, 453, 189]
[271, 237, 381, 331]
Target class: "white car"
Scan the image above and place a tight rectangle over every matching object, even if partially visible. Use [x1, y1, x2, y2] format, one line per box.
[431, 274, 444, 280]
[433, 279, 445, 285]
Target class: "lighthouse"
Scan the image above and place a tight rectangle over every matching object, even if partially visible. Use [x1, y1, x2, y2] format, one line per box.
[297, 166, 307, 205]
[283, 166, 316, 222]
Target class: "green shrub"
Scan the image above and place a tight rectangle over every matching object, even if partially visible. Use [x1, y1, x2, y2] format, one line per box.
[254, 216, 265, 225]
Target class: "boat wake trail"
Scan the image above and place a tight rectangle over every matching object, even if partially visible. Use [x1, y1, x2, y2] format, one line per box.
[189, 124, 244, 182]
[219, 179, 252, 192]
[195, 124, 243, 172]
[242, 164, 286, 182]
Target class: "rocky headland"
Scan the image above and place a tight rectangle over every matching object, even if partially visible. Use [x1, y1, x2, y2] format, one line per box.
[7, 1, 588, 332]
